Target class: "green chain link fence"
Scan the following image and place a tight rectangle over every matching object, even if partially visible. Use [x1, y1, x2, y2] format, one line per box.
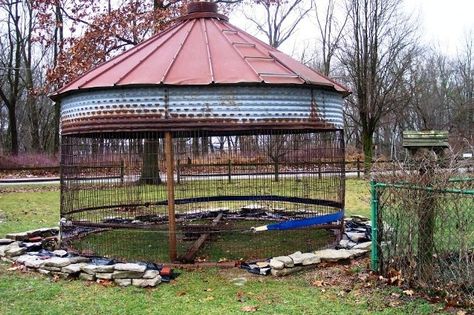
[371, 178, 473, 306]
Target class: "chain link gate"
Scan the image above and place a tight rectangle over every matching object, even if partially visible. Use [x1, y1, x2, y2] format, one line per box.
[371, 179, 474, 306]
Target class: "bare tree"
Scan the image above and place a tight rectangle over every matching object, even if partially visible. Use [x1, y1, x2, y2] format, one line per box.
[313, 0, 347, 75]
[340, 0, 419, 172]
[241, 0, 312, 48]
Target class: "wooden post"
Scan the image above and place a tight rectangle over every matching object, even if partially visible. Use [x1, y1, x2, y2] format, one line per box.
[165, 132, 177, 262]
[227, 159, 232, 183]
[356, 158, 361, 178]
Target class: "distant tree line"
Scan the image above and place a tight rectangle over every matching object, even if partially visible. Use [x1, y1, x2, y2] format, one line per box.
[0, 0, 472, 171]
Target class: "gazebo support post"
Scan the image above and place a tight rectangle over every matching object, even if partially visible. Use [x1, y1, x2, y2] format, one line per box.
[165, 131, 177, 261]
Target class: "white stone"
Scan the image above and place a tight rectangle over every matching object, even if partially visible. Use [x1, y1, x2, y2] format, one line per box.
[68, 256, 90, 264]
[241, 204, 266, 210]
[0, 239, 13, 245]
[271, 267, 303, 277]
[41, 257, 71, 268]
[114, 263, 146, 273]
[132, 276, 161, 287]
[62, 263, 85, 274]
[273, 256, 294, 268]
[5, 244, 26, 257]
[301, 253, 321, 265]
[114, 279, 132, 287]
[353, 241, 372, 250]
[269, 259, 284, 270]
[314, 249, 368, 262]
[345, 232, 367, 242]
[79, 273, 95, 281]
[81, 264, 114, 274]
[53, 250, 68, 257]
[96, 273, 114, 280]
[143, 270, 160, 279]
[112, 270, 144, 279]
[288, 251, 304, 265]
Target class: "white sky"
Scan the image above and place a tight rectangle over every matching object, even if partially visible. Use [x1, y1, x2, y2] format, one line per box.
[229, 0, 474, 58]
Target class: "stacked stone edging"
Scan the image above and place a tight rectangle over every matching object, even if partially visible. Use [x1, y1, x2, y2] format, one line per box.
[0, 227, 170, 288]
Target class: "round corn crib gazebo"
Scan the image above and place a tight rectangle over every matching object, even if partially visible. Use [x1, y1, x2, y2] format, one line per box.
[51, 2, 349, 264]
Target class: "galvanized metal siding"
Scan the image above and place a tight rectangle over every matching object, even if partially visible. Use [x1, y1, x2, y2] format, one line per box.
[60, 86, 344, 133]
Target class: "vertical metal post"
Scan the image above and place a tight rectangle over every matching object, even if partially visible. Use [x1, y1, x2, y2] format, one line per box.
[370, 180, 379, 271]
[120, 159, 124, 184]
[165, 132, 177, 261]
[357, 158, 361, 178]
[318, 160, 322, 179]
[176, 159, 181, 184]
[227, 159, 232, 183]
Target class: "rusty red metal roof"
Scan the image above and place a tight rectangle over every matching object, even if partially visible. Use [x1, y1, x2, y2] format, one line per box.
[53, 2, 349, 98]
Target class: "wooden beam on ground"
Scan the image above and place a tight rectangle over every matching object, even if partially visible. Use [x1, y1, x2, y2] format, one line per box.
[180, 212, 223, 263]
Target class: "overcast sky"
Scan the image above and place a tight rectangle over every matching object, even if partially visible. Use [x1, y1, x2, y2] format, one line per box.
[229, 0, 474, 58]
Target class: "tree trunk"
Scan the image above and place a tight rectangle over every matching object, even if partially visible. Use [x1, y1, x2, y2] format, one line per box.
[361, 127, 373, 174]
[7, 105, 18, 155]
[140, 139, 162, 185]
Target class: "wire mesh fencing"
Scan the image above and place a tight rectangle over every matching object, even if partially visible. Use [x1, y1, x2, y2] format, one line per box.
[372, 178, 474, 306]
[60, 129, 345, 264]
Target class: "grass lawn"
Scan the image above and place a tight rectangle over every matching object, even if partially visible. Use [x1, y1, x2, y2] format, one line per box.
[0, 179, 452, 314]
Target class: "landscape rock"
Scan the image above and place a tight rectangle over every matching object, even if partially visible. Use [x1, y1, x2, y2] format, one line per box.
[5, 244, 26, 257]
[16, 255, 43, 268]
[269, 259, 284, 270]
[53, 250, 68, 257]
[96, 273, 114, 280]
[256, 261, 269, 268]
[114, 263, 146, 273]
[112, 270, 145, 279]
[0, 239, 13, 245]
[271, 267, 303, 277]
[288, 251, 304, 265]
[41, 257, 71, 268]
[23, 242, 42, 252]
[62, 263, 85, 274]
[353, 241, 372, 250]
[68, 256, 90, 264]
[301, 253, 321, 265]
[42, 266, 62, 272]
[132, 276, 161, 287]
[79, 273, 95, 281]
[81, 264, 114, 274]
[314, 249, 368, 262]
[5, 232, 29, 241]
[143, 270, 160, 279]
[114, 279, 132, 287]
[345, 232, 367, 243]
[272, 256, 294, 268]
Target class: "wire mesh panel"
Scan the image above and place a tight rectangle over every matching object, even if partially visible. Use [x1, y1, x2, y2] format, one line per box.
[60, 129, 344, 264]
[373, 179, 474, 306]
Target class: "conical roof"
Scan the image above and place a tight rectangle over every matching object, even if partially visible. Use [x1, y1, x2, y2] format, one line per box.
[53, 2, 348, 99]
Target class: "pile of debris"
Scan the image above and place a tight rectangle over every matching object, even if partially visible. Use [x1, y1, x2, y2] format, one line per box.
[0, 228, 175, 288]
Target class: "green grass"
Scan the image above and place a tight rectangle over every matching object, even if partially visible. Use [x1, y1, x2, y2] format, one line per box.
[0, 179, 454, 314]
[0, 263, 446, 315]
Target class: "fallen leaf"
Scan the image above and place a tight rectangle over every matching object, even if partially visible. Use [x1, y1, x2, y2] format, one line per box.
[203, 296, 214, 301]
[402, 290, 414, 296]
[311, 280, 325, 287]
[204, 288, 213, 292]
[456, 311, 466, 315]
[241, 306, 258, 312]
[176, 291, 187, 296]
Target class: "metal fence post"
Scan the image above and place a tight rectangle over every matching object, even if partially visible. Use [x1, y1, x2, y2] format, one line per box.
[370, 180, 379, 271]
[357, 158, 361, 178]
[120, 160, 124, 184]
[228, 159, 232, 183]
